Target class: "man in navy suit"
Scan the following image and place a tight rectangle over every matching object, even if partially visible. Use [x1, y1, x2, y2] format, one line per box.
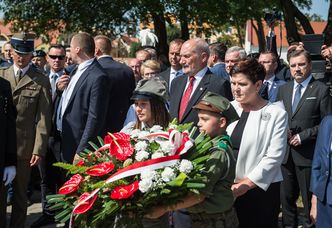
[277, 50, 332, 228]
[94, 35, 135, 133]
[158, 39, 184, 92]
[56, 32, 110, 164]
[310, 115, 332, 227]
[207, 42, 229, 81]
[258, 51, 286, 102]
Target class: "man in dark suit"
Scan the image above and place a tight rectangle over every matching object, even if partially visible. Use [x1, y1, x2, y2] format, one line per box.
[94, 35, 135, 133]
[258, 51, 286, 102]
[0, 77, 16, 228]
[207, 42, 229, 81]
[158, 39, 184, 92]
[56, 32, 110, 164]
[169, 38, 232, 126]
[277, 49, 332, 228]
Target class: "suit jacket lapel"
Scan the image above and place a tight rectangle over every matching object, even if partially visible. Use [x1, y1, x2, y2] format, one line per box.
[285, 82, 294, 115]
[181, 72, 209, 121]
[15, 67, 34, 92]
[173, 75, 187, 113]
[65, 63, 91, 112]
[293, 77, 315, 116]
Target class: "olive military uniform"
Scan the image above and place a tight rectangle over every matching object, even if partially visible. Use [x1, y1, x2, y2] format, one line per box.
[188, 136, 238, 228]
[189, 92, 239, 228]
[0, 33, 52, 228]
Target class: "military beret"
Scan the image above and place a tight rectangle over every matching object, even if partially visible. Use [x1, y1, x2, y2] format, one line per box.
[131, 77, 168, 102]
[10, 32, 35, 54]
[193, 91, 239, 124]
[32, 49, 46, 57]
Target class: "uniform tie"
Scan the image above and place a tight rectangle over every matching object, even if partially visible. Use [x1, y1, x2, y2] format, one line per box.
[16, 69, 23, 81]
[179, 76, 195, 121]
[292, 84, 302, 113]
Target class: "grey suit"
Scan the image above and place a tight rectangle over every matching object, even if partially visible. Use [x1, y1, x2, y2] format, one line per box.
[277, 76, 332, 227]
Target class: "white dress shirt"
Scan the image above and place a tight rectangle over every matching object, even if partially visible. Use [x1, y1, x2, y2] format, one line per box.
[57, 58, 94, 131]
[183, 67, 207, 98]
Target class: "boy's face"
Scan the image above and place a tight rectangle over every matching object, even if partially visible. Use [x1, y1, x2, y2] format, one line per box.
[197, 110, 226, 138]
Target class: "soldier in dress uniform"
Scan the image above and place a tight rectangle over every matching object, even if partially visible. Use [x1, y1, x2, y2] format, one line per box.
[0, 32, 52, 228]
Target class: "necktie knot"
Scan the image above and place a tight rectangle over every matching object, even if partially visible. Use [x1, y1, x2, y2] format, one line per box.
[16, 69, 23, 81]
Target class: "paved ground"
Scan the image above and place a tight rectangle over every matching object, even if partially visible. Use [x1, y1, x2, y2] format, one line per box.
[6, 190, 64, 228]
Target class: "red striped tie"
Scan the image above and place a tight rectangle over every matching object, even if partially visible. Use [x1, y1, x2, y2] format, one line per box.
[179, 76, 195, 121]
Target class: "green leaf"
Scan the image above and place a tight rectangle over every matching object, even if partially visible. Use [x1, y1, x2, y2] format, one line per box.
[88, 141, 100, 151]
[186, 182, 206, 188]
[167, 172, 187, 187]
[97, 136, 105, 146]
[160, 188, 171, 194]
[49, 202, 67, 211]
[192, 155, 210, 164]
[54, 207, 72, 221]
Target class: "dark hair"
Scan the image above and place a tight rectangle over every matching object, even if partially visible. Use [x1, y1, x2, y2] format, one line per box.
[134, 97, 170, 129]
[259, 51, 278, 62]
[48, 44, 66, 53]
[209, 42, 227, 61]
[94, 35, 112, 55]
[230, 58, 266, 83]
[288, 49, 311, 63]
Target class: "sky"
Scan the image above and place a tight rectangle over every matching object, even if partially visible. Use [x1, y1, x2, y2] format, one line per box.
[302, 0, 330, 20]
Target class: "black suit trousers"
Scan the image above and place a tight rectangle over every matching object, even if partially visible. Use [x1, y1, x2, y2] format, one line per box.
[280, 152, 313, 228]
[235, 182, 280, 228]
[38, 136, 67, 216]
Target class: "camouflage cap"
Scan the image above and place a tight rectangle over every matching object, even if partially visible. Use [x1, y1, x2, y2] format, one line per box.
[193, 91, 239, 124]
[10, 32, 35, 54]
[131, 77, 168, 102]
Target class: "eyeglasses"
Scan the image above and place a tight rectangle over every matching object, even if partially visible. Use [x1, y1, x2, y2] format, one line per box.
[48, 55, 65, 60]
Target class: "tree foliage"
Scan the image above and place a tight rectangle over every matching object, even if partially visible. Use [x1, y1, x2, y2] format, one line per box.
[0, 0, 323, 53]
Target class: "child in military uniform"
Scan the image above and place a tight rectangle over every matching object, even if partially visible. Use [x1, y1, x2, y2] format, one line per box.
[145, 91, 239, 228]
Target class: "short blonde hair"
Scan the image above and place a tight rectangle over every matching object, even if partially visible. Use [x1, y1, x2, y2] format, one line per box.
[140, 59, 161, 76]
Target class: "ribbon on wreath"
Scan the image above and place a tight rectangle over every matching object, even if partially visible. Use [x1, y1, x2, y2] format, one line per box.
[69, 129, 193, 227]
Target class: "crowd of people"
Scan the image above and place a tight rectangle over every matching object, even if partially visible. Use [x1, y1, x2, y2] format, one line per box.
[0, 31, 331, 228]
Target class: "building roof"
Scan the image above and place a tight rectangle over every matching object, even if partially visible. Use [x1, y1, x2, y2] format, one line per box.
[246, 20, 327, 48]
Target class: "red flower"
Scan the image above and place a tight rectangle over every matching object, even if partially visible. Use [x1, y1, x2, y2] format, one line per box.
[86, 162, 115, 176]
[58, 174, 83, 195]
[73, 191, 98, 214]
[110, 180, 139, 199]
[104, 133, 134, 161]
[75, 159, 85, 167]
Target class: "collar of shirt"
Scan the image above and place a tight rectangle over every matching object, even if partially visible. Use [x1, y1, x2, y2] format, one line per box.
[13, 64, 29, 77]
[77, 58, 95, 73]
[292, 75, 312, 102]
[293, 75, 312, 91]
[184, 66, 208, 93]
[213, 62, 225, 66]
[170, 68, 183, 76]
[264, 75, 275, 90]
[49, 69, 63, 78]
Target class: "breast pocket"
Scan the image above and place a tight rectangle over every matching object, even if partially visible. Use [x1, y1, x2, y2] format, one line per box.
[18, 89, 40, 115]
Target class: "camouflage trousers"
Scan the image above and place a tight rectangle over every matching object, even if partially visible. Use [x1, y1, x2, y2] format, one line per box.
[190, 208, 239, 228]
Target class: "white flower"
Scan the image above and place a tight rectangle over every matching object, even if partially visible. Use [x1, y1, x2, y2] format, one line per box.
[150, 125, 163, 133]
[139, 178, 154, 193]
[179, 159, 193, 173]
[138, 130, 150, 138]
[151, 152, 164, 159]
[161, 167, 176, 182]
[135, 150, 149, 161]
[135, 141, 148, 151]
[141, 170, 157, 180]
[159, 141, 176, 155]
[130, 129, 141, 138]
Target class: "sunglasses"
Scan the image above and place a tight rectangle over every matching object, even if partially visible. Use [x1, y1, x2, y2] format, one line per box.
[48, 55, 65, 60]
